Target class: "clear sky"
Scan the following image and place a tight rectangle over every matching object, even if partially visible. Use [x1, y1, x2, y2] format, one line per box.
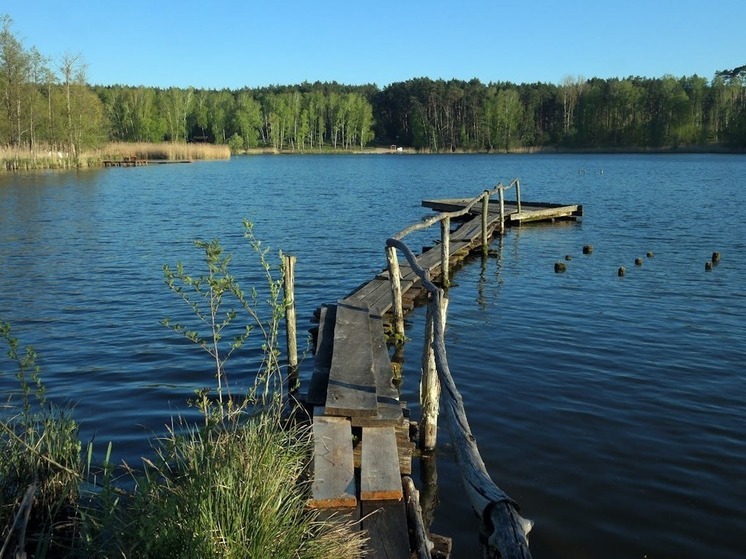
[5, 0, 745, 89]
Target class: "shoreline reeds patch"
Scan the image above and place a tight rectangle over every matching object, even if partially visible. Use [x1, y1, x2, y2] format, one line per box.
[0, 142, 231, 173]
[94, 142, 231, 162]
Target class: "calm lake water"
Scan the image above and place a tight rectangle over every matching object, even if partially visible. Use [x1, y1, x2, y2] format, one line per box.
[1, 154, 745, 558]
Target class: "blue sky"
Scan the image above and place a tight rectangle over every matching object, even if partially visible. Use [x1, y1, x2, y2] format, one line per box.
[5, 0, 745, 89]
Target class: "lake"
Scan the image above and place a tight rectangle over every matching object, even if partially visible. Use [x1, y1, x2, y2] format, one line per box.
[1, 153, 745, 558]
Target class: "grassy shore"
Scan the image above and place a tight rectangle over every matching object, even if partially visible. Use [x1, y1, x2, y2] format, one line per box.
[1, 320, 363, 558]
[1, 228, 364, 558]
[0, 142, 231, 172]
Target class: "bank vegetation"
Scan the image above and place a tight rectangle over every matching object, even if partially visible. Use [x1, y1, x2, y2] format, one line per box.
[1, 13, 744, 173]
[1, 226, 364, 558]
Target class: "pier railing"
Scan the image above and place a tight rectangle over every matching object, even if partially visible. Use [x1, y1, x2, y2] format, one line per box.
[386, 179, 521, 340]
[384, 181, 532, 558]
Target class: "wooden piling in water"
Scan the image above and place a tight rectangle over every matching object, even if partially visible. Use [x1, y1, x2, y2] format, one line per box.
[420, 294, 448, 451]
[498, 187, 505, 235]
[440, 217, 451, 288]
[386, 245, 406, 341]
[283, 254, 298, 389]
[481, 191, 489, 255]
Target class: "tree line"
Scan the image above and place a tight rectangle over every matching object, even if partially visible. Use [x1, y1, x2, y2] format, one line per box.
[2, 15, 744, 154]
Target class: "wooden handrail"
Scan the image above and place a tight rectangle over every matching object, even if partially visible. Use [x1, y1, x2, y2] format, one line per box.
[387, 181, 520, 339]
[386, 237, 532, 558]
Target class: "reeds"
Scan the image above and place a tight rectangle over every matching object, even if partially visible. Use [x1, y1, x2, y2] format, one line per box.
[0, 145, 79, 172]
[93, 142, 231, 162]
[1, 321, 83, 557]
[0, 142, 231, 172]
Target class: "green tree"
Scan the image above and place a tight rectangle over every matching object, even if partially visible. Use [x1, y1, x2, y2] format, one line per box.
[160, 86, 193, 142]
[486, 87, 523, 151]
[59, 52, 104, 155]
[233, 91, 263, 148]
[0, 15, 30, 146]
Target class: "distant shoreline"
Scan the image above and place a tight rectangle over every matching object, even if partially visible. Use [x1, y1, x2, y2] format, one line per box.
[3, 143, 744, 173]
[240, 144, 746, 156]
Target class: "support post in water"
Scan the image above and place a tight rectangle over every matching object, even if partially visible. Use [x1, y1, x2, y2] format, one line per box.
[420, 292, 448, 451]
[440, 216, 451, 288]
[499, 187, 506, 235]
[283, 254, 298, 391]
[481, 190, 490, 254]
[386, 245, 405, 341]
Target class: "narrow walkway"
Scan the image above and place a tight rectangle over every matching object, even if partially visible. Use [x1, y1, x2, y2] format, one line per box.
[301, 193, 581, 558]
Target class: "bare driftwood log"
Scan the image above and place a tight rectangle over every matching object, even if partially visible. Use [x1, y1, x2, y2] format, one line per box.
[387, 238, 533, 559]
[403, 476, 433, 559]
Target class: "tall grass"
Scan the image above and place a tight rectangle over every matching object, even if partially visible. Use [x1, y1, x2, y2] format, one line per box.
[93, 142, 231, 162]
[0, 321, 83, 558]
[0, 224, 364, 558]
[0, 142, 230, 172]
[114, 416, 362, 559]
[0, 145, 79, 172]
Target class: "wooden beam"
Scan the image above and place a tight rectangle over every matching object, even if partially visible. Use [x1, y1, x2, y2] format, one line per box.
[310, 416, 357, 508]
[325, 302, 378, 417]
[360, 426, 403, 501]
[361, 499, 410, 559]
[307, 304, 336, 406]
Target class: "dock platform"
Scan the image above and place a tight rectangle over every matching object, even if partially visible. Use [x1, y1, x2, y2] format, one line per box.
[301, 184, 578, 558]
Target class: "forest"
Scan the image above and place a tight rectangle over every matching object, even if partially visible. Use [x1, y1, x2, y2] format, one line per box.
[2, 15, 745, 155]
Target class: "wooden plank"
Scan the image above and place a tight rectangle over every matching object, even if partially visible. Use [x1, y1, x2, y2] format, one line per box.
[351, 315, 403, 428]
[307, 304, 336, 406]
[361, 499, 411, 559]
[353, 422, 413, 475]
[360, 426, 403, 501]
[310, 416, 357, 508]
[325, 302, 378, 417]
[509, 204, 582, 223]
[344, 278, 415, 318]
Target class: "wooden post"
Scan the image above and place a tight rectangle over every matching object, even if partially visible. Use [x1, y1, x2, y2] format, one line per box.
[283, 254, 298, 391]
[515, 179, 522, 213]
[419, 293, 448, 451]
[481, 190, 489, 254]
[386, 245, 405, 342]
[499, 187, 505, 235]
[440, 216, 450, 287]
[403, 476, 433, 559]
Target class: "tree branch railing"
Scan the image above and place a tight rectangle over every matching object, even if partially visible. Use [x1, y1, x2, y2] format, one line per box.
[386, 236, 532, 558]
[386, 180, 520, 340]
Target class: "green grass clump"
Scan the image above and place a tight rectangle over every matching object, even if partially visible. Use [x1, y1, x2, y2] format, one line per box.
[1, 224, 364, 558]
[1, 321, 83, 558]
[114, 416, 361, 559]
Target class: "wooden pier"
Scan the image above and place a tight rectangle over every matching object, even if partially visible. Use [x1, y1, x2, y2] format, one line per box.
[299, 180, 581, 558]
[102, 157, 148, 167]
[102, 158, 193, 167]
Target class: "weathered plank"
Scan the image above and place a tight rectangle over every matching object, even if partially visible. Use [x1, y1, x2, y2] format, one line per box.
[310, 416, 357, 508]
[360, 426, 403, 501]
[450, 213, 502, 242]
[350, 314, 403, 428]
[353, 421, 413, 475]
[325, 302, 377, 417]
[361, 499, 411, 559]
[306, 304, 336, 406]
[343, 277, 415, 318]
[509, 204, 583, 223]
